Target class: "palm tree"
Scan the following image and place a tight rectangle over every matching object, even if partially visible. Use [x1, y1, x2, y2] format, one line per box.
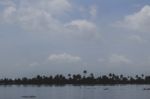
[83, 70, 87, 78]
[141, 74, 144, 79]
[135, 75, 139, 79]
[68, 74, 71, 78]
[109, 73, 112, 78]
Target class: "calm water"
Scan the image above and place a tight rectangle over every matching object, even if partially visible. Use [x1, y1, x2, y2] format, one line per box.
[0, 85, 150, 99]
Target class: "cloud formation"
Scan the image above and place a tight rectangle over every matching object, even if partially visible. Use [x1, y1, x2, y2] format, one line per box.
[89, 5, 97, 18]
[0, 0, 99, 40]
[1, 0, 71, 31]
[48, 53, 81, 63]
[65, 19, 99, 39]
[116, 5, 150, 32]
[128, 35, 146, 43]
[109, 54, 131, 64]
[1, 1, 150, 77]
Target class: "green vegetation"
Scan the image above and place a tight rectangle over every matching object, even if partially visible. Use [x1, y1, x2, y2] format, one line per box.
[0, 71, 150, 85]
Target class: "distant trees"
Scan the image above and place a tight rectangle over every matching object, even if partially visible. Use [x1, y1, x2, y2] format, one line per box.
[0, 71, 150, 85]
[83, 70, 87, 78]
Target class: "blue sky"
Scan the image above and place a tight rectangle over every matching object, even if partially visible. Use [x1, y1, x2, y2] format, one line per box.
[0, 0, 150, 77]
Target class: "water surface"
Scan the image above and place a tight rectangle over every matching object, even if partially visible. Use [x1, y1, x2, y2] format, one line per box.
[0, 85, 150, 99]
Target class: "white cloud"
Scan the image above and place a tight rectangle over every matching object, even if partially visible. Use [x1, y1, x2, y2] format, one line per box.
[33, 0, 71, 15]
[29, 62, 39, 67]
[48, 53, 81, 63]
[3, 6, 16, 21]
[109, 54, 131, 64]
[89, 5, 97, 18]
[0, 0, 100, 40]
[0, 0, 71, 31]
[97, 58, 105, 63]
[116, 5, 150, 32]
[66, 19, 96, 30]
[0, 0, 15, 6]
[65, 19, 99, 39]
[128, 35, 146, 43]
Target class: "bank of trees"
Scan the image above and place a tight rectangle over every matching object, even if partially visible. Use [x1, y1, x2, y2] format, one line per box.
[0, 71, 150, 85]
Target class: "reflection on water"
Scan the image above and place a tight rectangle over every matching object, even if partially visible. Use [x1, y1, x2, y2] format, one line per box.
[0, 85, 150, 99]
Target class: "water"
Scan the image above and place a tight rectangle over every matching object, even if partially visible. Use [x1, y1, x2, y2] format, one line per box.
[0, 85, 150, 99]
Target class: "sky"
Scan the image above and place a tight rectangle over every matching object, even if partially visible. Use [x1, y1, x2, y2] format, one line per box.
[0, 0, 150, 77]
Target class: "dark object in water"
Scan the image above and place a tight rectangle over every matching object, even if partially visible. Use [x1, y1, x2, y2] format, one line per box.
[104, 88, 109, 90]
[21, 96, 36, 98]
[143, 88, 150, 90]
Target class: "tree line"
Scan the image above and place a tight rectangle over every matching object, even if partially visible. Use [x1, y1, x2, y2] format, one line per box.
[0, 71, 150, 85]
